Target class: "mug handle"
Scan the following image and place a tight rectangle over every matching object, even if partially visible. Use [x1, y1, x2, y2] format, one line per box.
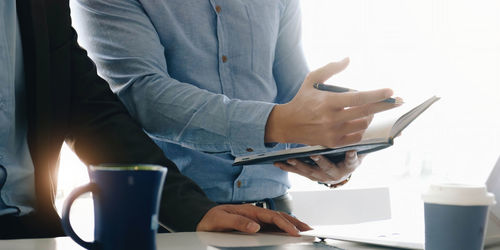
[61, 183, 99, 249]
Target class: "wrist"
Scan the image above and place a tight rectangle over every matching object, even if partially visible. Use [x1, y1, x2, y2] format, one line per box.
[264, 104, 287, 143]
[319, 174, 352, 188]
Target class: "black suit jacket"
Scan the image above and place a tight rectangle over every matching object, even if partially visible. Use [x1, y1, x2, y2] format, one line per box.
[7, 0, 217, 238]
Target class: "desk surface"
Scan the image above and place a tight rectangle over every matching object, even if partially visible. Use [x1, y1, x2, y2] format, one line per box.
[2, 232, 500, 250]
[0, 231, 426, 250]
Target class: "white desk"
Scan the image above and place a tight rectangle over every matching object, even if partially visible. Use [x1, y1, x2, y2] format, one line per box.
[2, 232, 500, 250]
[0, 231, 425, 250]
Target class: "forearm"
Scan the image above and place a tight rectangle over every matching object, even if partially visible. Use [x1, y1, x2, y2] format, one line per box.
[117, 75, 277, 156]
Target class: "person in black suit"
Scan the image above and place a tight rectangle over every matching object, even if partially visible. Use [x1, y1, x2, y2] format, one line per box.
[0, 0, 310, 239]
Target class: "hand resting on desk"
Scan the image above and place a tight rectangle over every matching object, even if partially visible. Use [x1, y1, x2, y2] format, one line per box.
[196, 204, 312, 236]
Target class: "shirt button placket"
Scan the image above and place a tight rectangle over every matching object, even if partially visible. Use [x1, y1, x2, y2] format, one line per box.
[214, 3, 234, 97]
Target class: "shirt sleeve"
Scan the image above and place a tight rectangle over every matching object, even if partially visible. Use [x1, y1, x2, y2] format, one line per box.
[70, 0, 276, 157]
[273, 0, 310, 104]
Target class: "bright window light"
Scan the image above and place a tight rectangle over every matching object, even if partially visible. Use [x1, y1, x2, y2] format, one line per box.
[291, 0, 500, 192]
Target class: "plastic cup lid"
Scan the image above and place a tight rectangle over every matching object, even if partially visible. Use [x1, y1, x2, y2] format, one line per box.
[422, 183, 496, 206]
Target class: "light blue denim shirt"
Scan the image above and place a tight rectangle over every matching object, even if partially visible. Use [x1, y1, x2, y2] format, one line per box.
[71, 0, 309, 202]
[0, 0, 36, 216]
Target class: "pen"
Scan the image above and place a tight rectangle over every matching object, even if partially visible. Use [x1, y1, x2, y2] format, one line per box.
[313, 83, 400, 104]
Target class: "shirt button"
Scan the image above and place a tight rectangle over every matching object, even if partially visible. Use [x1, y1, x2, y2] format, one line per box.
[222, 55, 228, 63]
[246, 148, 254, 152]
[215, 5, 222, 13]
[236, 180, 242, 188]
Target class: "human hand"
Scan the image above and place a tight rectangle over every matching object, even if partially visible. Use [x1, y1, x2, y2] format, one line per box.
[196, 204, 312, 236]
[265, 58, 402, 148]
[273, 150, 363, 184]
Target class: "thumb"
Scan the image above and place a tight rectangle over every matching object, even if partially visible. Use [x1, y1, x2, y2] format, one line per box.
[309, 57, 350, 84]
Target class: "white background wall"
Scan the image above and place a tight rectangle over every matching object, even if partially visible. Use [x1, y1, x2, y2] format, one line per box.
[291, 0, 500, 191]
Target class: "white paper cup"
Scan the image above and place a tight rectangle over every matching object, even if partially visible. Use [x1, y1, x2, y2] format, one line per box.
[422, 183, 495, 250]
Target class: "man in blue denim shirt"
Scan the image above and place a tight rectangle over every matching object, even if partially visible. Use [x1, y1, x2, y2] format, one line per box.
[71, 0, 399, 210]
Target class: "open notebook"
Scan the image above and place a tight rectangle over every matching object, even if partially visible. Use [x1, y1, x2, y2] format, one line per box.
[234, 96, 440, 166]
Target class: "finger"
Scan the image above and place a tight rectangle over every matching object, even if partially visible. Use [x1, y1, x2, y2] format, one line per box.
[334, 131, 364, 148]
[255, 210, 300, 236]
[308, 58, 350, 83]
[274, 161, 320, 181]
[226, 214, 262, 233]
[200, 209, 262, 233]
[310, 155, 336, 172]
[335, 117, 371, 136]
[279, 212, 313, 231]
[281, 158, 352, 183]
[332, 89, 394, 108]
[341, 151, 360, 172]
[275, 161, 324, 182]
[323, 152, 357, 182]
[286, 159, 333, 182]
[344, 150, 358, 166]
[320, 161, 346, 181]
[273, 162, 305, 175]
[341, 101, 400, 122]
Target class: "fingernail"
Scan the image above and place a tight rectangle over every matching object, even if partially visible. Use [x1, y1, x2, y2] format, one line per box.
[287, 160, 296, 166]
[394, 97, 404, 105]
[347, 151, 355, 158]
[310, 156, 320, 162]
[247, 222, 260, 232]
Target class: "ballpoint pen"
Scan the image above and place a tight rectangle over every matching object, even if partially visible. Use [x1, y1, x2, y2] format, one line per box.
[313, 83, 402, 104]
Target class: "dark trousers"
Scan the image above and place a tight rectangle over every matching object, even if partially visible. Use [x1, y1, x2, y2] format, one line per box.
[0, 212, 65, 239]
[223, 193, 293, 214]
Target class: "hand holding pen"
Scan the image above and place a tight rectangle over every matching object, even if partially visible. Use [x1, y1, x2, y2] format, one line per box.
[265, 58, 403, 149]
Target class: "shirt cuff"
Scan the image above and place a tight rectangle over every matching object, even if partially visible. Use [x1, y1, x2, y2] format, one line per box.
[229, 101, 276, 156]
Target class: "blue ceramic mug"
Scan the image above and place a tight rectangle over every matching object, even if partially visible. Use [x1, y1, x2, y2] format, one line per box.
[61, 164, 167, 250]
